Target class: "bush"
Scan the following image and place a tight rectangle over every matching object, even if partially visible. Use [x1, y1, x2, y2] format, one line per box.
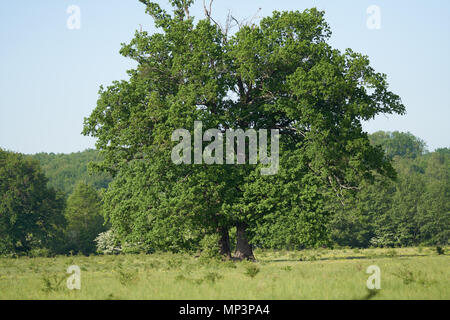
[95, 230, 122, 255]
[41, 273, 65, 293]
[28, 247, 53, 258]
[116, 264, 139, 286]
[204, 271, 223, 284]
[244, 265, 260, 278]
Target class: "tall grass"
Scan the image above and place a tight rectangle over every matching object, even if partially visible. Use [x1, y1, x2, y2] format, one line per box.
[0, 247, 448, 300]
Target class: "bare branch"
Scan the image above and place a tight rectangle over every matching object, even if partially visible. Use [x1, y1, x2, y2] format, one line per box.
[248, 7, 262, 26]
[231, 15, 241, 29]
[203, 0, 210, 20]
[224, 10, 233, 36]
[203, 0, 224, 34]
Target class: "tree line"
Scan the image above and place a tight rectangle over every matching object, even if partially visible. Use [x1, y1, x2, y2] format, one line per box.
[0, 149, 107, 256]
[1, 130, 447, 257]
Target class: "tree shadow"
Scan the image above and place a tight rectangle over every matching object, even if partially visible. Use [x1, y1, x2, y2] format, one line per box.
[260, 253, 428, 263]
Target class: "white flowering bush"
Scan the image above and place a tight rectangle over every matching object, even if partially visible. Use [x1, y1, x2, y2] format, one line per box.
[369, 232, 399, 248]
[95, 230, 122, 255]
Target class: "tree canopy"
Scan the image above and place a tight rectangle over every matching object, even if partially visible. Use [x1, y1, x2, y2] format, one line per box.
[0, 149, 66, 254]
[369, 131, 427, 160]
[32, 149, 111, 195]
[328, 146, 449, 248]
[83, 1, 406, 259]
[64, 182, 106, 255]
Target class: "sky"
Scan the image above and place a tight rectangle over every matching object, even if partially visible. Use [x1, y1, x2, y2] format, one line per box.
[0, 0, 449, 154]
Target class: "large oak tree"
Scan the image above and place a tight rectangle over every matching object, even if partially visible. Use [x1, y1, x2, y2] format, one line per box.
[83, 0, 405, 259]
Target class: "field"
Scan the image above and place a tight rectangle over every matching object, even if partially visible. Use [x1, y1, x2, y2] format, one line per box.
[0, 247, 448, 300]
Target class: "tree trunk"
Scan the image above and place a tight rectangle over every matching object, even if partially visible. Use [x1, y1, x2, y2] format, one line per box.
[234, 222, 255, 261]
[218, 226, 231, 259]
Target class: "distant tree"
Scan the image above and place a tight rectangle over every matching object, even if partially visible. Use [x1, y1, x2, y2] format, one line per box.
[32, 149, 112, 195]
[369, 131, 427, 159]
[0, 149, 66, 254]
[378, 159, 425, 246]
[327, 146, 449, 248]
[416, 149, 450, 245]
[327, 177, 394, 248]
[64, 182, 106, 255]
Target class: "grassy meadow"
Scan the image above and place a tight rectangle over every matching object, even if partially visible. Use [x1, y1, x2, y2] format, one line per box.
[0, 247, 448, 300]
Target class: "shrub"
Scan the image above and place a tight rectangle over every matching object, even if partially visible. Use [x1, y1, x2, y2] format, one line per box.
[116, 264, 139, 286]
[281, 266, 292, 272]
[95, 230, 122, 255]
[244, 265, 260, 278]
[204, 272, 223, 284]
[41, 273, 65, 293]
[28, 247, 53, 258]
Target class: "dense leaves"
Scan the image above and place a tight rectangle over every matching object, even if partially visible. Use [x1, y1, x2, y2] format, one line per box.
[328, 135, 449, 248]
[83, 1, 405, 258]
[64, 182, 106, 254]
[32, 149, 111, 195]
[0, 149, 66, 254]
[369, 131, 427, 160]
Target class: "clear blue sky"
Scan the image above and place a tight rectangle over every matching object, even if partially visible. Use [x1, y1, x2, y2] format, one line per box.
[1, 0, 449, 154]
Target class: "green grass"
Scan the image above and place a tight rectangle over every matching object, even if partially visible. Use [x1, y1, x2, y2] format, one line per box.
[0, 247, 448, 300]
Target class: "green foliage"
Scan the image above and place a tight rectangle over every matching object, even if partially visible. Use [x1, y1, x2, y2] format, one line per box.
[328, 141, 449, 248]
[116, 264, 139, 286]
[83, 1, 404, 255]
[223, 260, 237, 269]
[369, 131, 427, 159]
[298, 252, 318, 261]
[165, 255, 184, 270]
[100, 161, 204, 253]
[64, 182, 106, 255]
[41, 273, 66, 293]
[392, 265, 435, 287]
[199, 234, 221, 259]
[28, 247, 53, 258]
[31, 149, 111, 195]
[203, 271, 223, 284]
[0, 149, 66, 254]
[281, 266, 292, 272]
[244, 264, 260, 278]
